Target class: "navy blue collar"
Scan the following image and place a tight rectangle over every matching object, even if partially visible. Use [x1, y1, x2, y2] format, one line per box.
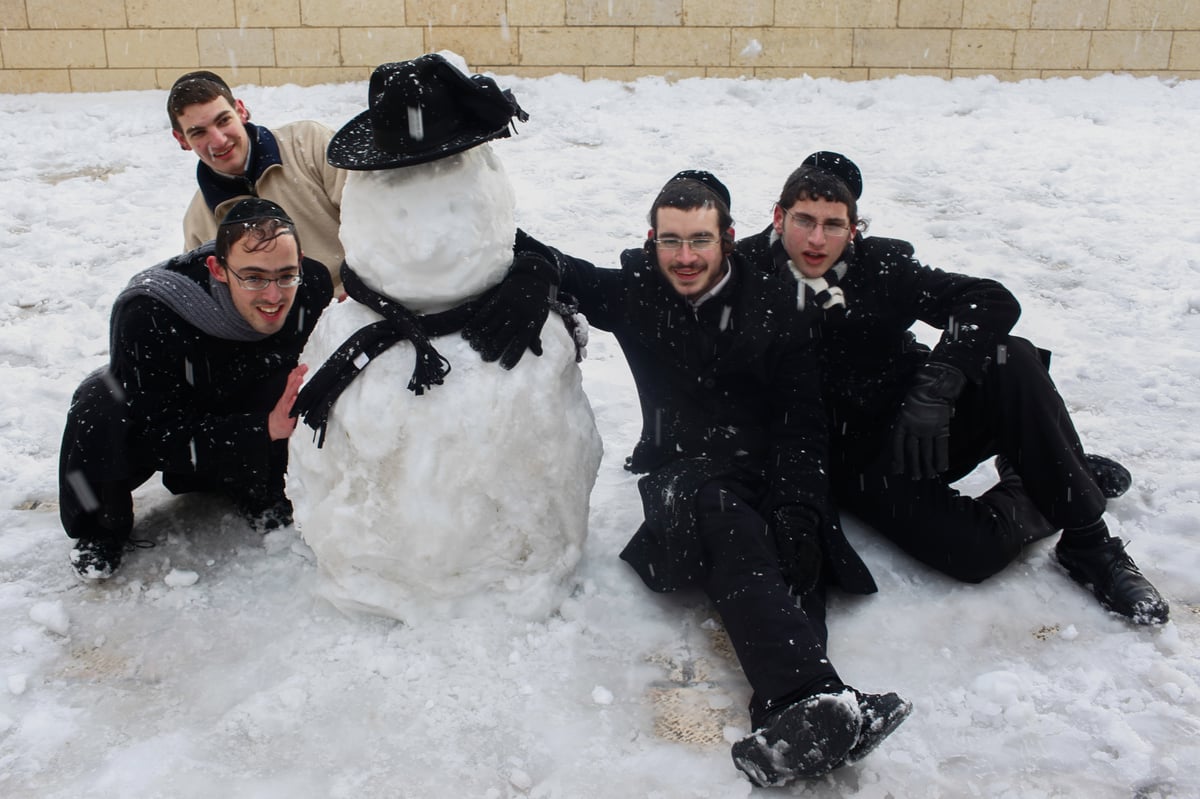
[196, 122, 283, 211]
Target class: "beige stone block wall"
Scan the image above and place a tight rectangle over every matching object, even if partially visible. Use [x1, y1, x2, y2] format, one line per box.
[732, 28, 854, 69]
[408, 0, 506, 26]
[775, 1, 898, 29]
[1, 30, 107, 68]
[0, 0, 27, 28]
[127, 0, 235, 28]
[508, 0, 565, 26]
[27, 0, 126, 28]
[1030, 0, 1108, 29]
[854, 29, 952, 68]
[1014, 29, 1091, 69]
[0, 70, 70, 92]
[756, 66, 870, 80]
[71, 68, 157, 91]
[301, 0, 406, 27]
[566, 0, 680, 26]
[519, 27, 633, 65]
[635, 27, 729, 67]
[198, 28, 276, 68]
[1, 0, 1198, 92]
[260, 65, 368, 84]
[237, 0, 302, 27]
[682, 0, 772, 28]
[951, 30, 1016, 69]
[899, 0, 962, 28]
[340, 27, 428, 67]
[1171, 31, 1200, 69]
[280, 27, 342, 68]
[1108, 0, 1200, 29]
[427, 27, 520, 66]
[962, 0, 1031, 29]
[107, 29, 200, 68]
[1088, 31, 1173, 69]
[587, 65, 706, 81]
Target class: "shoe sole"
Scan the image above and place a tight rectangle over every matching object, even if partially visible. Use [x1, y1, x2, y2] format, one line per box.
[845, 695, 913, 765]
[732, 692, 860, 787]
[1085, 454, 1132, 499]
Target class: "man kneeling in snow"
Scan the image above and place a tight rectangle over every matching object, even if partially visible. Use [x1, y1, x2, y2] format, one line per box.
[58, 198, 333, 580]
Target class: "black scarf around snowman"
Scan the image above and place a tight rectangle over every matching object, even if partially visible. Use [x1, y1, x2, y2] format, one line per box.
[292, 54, 589, 446]
[293, 233, 583, 447]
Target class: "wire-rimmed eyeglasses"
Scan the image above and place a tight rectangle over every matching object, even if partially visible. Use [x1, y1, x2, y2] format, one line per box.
[654, 236, 720, 251]
[786, 211, 853, 239]
[222, 265, 303, 291]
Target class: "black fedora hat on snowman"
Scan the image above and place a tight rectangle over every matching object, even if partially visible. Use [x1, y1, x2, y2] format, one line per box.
[328, 53, 529, 171]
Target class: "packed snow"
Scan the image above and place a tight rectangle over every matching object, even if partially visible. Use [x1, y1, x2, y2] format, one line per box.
[1, 69, 1198, 798]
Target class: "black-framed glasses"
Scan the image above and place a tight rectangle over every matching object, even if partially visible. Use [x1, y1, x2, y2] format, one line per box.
[223, 265, 303, 291]
[786, 211, 853, 239]
[654, 236, 720, 251]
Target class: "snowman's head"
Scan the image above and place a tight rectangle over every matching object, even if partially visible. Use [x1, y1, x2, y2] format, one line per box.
[339, 143, 517, 311]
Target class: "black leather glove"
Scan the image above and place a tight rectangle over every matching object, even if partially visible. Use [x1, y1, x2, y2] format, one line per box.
[771, 504, 823, 596]
[890, 362, 968, 479]
[462, 252, 559, 370]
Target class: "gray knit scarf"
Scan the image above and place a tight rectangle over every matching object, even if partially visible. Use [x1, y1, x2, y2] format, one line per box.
[111, 252, 270, 352]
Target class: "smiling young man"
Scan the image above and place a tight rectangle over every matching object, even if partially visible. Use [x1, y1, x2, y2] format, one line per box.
[58, 199, 333, 580]
[737, 151, 1168, 626]
[551, 171, 909, 786]
[168, 71, 347, 291]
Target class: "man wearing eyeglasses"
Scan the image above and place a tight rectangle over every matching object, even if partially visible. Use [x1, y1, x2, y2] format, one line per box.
[551, 170, 909, 786]
[737, 151, 1168, 626]
[58, 199, 333, 581]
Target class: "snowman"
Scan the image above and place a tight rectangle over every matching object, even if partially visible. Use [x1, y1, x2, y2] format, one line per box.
[287, 53, 603, 622]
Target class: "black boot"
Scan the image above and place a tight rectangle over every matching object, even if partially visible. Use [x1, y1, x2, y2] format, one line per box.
[1084, 454, 1132, 499]
[1055, 536, 1169, 624]
[731, 689, 861, 786]
[69, 537, 126, 580]
[844, 690, 913, 765]
[232, 485, 294, 533]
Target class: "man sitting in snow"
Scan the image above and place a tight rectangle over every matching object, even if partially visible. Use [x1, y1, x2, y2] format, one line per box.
[736, 152, 1168, 625]
[167, 70, 347, 293]
[58, 199, 333, 580]
[550, 171, 911, 786]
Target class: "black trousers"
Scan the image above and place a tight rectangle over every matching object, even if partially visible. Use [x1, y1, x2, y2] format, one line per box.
[835, 336, 1107, 583]
[58, 369, 286, 542]
[692, 479, 840, 728]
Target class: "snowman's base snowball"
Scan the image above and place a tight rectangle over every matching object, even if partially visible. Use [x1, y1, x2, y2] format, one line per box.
[289, 299, 602, 623]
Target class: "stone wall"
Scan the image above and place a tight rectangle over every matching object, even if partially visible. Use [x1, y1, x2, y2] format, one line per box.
[1, 0, 1197, 93]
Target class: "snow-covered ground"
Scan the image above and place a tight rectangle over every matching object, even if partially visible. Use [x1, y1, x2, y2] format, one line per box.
[2, 70, 1199, 798]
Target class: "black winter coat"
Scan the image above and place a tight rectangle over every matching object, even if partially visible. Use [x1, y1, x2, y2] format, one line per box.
[102, 245, 332, 482]
[558, 245, 876, 595]
[737, 226, 1021, 466]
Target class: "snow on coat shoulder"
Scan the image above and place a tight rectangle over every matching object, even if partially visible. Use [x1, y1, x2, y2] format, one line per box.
[287, 143, 603, 622]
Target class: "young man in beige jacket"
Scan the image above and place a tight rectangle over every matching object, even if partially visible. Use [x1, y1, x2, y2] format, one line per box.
[168, 71, 347, 293]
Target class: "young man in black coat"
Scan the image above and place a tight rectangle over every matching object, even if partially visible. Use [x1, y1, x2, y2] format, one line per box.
[59, 198, 333, 580]
[737, 152, 1168, 626]
[553, 171, 910, 787]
